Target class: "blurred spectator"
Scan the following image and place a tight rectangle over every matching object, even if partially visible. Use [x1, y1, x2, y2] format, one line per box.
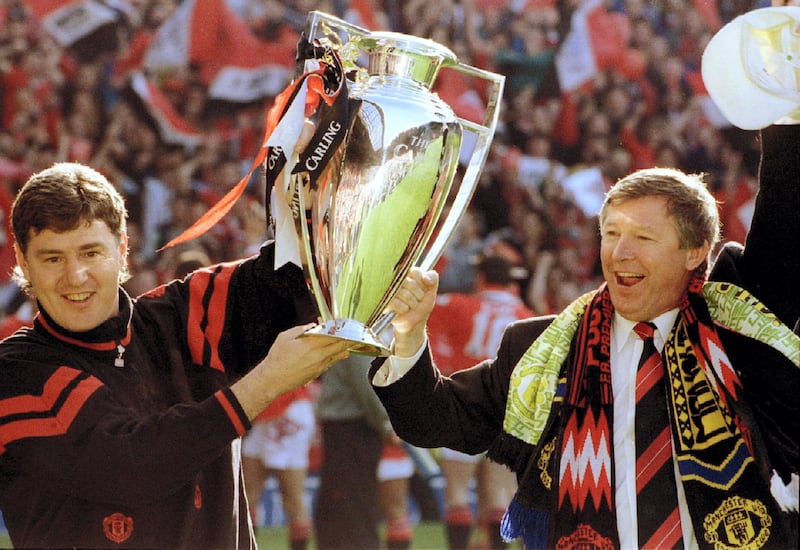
[377, 441, 415, 550]
[426, 255, 533, 549]
[0, 287, 34, 339]
[0, 2, 772, 541]
[313, 353, 393, 550]
[437, 207, 488, 294]
[243, 387, 316, 550]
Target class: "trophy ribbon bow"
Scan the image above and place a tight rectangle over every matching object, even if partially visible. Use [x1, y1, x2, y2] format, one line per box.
[161, 39, 347, 254]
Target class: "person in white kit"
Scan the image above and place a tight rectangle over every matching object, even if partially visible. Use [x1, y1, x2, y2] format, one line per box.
[427, 254, 533, 549]
[242, 386, 316, 550]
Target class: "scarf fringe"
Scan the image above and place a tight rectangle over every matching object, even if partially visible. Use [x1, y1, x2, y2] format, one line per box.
[501, 498, 549, 549]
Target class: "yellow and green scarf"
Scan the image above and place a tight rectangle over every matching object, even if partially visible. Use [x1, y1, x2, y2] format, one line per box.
[499, 276, 799, 549]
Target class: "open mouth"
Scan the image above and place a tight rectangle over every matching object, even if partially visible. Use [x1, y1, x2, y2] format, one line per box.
[65, 292, 93, 303]
[615, 272, 644, 287]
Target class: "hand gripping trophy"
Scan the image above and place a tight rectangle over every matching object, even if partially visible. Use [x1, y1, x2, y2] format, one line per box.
[267, 11, 505, 356]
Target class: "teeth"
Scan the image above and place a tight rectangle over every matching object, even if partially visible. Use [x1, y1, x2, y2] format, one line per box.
[617, 272, 643, 278]
[66, 292, 92, 301]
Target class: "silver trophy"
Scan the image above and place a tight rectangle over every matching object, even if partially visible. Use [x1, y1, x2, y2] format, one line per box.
[286, 11, 504, 356]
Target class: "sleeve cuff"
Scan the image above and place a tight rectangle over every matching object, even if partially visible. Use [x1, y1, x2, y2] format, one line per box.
[372, 337, 428, 387]
[215, 388, 251, 436]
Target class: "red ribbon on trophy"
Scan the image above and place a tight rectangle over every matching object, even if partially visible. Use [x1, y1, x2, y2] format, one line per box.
[161, 38, 348, 252]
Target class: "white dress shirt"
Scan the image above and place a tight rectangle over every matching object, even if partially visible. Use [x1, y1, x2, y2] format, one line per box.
[611, 310, 696, 549]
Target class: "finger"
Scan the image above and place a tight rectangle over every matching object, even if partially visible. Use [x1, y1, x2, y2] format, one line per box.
[395, 284, 425, 304]
[421, 269, 439, 290]
[386, 299, 411, 316]
[326, 341, 354, 358]
[285, 323, 317, 339]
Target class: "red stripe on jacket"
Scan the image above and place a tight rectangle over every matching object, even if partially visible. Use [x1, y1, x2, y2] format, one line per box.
[215, 390, 247, 436]
[0, 366, 103, 453]
[187, 264, 235, 372]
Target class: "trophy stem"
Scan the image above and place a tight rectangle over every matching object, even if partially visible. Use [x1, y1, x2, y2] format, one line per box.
[301, 320, 391, 357]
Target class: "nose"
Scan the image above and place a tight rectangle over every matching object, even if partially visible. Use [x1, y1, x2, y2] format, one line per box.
[610, 235, 636, 260]
[64, 256, 89, 286]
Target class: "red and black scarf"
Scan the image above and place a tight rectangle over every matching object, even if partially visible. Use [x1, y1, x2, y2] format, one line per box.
[499, 274, 795, 549]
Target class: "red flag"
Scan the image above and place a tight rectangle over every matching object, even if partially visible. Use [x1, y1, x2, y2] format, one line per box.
[130, 72, 203, 147]
[555, 0, 630, 91]
[555, 0, 603, 91]
[587, 9, 630, 71]
[144, 0, 296, 103]
[27, 0, 119, 46]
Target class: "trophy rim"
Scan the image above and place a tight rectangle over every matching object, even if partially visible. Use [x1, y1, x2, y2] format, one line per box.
[356, 32, 459, 66]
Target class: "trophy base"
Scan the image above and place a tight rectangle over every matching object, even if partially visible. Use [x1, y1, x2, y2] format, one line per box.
[301, 319, 391, 357]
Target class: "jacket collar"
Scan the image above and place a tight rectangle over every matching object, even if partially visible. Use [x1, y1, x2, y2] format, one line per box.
[34, 288, 133, 353]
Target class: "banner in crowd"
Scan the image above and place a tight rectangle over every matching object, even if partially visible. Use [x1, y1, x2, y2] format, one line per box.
[26, 0, 120, 47]
[130, 72, 203, 148]
[143, 0, 295, 103]
[555, 0, 646, 92]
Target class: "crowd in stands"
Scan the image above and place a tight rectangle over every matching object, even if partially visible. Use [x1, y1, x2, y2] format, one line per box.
[0, 0, 774, 540]
[1, 0, 769, 326]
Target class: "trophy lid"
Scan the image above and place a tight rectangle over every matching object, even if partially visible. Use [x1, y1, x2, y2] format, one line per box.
[357, 32, 459, 88]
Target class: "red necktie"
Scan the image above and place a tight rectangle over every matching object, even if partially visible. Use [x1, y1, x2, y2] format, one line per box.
[634, 322, 683, 549]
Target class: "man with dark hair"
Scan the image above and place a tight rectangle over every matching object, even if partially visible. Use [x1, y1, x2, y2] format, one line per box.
[0, 162, 350, 548]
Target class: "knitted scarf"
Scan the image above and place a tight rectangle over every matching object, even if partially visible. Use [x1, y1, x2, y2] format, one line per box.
[499, 276, 799, 549]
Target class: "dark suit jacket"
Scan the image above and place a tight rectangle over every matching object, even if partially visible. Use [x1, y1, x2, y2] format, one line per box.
[372, 126, 799, 480]
[372, 123, 800, 495]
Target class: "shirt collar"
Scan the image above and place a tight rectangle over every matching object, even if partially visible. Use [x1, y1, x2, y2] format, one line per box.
[612, 308, 680, 353]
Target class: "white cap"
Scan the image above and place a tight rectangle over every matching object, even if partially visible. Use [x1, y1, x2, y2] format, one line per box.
[701, 6, 800, 130]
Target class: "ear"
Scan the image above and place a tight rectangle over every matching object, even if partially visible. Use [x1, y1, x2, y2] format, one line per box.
[118, 233, 129, 266]
[118, 233, 129, 256]
[685, 241, 710, 271]
[13, 242, 28, 276]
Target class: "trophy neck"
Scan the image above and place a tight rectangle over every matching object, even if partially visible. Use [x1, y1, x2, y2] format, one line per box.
[358, 32, 458, 89]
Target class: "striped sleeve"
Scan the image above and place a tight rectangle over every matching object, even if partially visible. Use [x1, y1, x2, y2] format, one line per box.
[186, 263, 236, 373]
[214, 387, 250, 436]
[0, 366, 103, 454]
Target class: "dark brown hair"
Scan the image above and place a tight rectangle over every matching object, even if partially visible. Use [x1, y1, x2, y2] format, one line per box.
[11, 162, 129, 291]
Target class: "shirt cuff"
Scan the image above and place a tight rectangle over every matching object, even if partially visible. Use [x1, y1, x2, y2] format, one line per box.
[372, 337, 427, 387]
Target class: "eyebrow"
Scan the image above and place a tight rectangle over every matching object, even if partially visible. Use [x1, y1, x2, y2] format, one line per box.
[32, 242, 108, 256]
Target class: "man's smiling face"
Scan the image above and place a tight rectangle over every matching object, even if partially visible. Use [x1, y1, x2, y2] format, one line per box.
[15, 219, 127, 332]
[600, 195, 707, 322]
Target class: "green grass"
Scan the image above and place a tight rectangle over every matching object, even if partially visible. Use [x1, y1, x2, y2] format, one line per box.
[257, 521, 521, 550]
[258, 521, 450, 549]
[0, 522, 519, 549]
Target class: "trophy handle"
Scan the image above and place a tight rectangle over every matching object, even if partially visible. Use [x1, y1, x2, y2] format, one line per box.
[306, 10, 369, 43]
[418, 63, 505, 272]
[371, 65, 505, 337]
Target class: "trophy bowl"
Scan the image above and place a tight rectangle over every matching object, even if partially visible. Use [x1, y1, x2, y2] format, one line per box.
[285, 11, 504, 356]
